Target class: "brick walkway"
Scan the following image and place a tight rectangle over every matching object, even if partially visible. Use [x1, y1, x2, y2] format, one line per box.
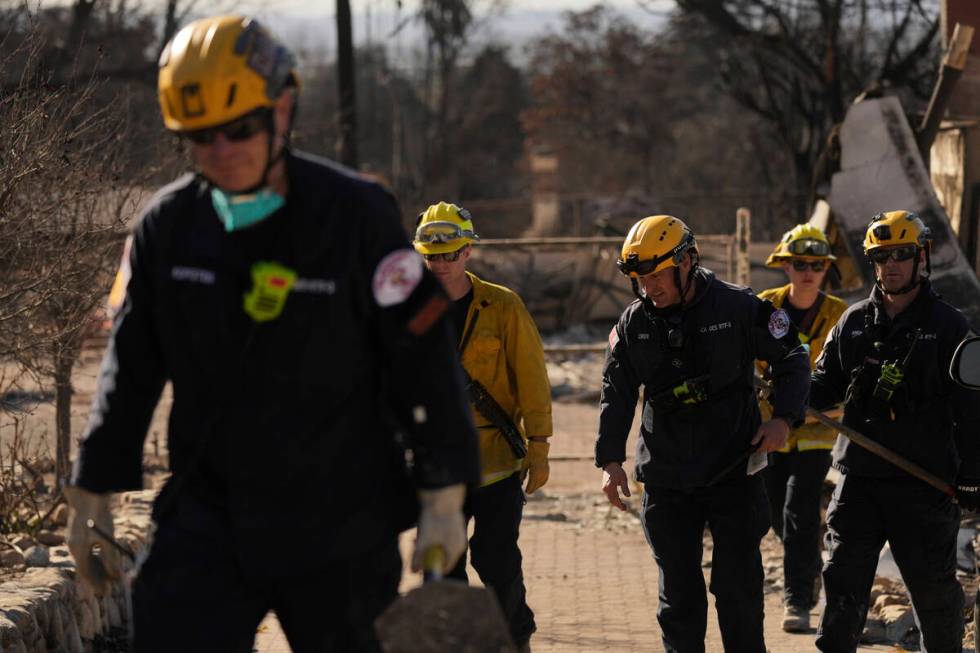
[254, 516, 902, 652]
[254, 403, 906, 652]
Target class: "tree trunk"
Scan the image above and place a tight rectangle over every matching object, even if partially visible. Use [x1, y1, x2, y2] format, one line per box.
[336, 0, 359, 168]
[54, 353, 75, 490]
[156, 0, 180, 63]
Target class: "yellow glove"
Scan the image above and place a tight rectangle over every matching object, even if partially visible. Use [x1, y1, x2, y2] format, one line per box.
[523, 438, 550, 495]
[64, 485, 121, 596]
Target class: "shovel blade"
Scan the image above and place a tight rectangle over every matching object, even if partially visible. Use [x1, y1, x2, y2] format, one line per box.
[375, 580, 517, 653]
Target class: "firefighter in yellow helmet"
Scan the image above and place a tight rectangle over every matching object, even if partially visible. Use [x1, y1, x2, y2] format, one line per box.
[597, 215, 811, 651]
[757, 223, 847, 632]
[65, 16, 479, 651]
[810, 210, 980, 652]
[413, 202, 552, 653]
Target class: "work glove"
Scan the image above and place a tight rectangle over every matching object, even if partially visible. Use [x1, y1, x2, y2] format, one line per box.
[522, 438, 550, 495]
[956, 478, 980, 512]
[64, 485, 121, 596]
[412, 483, 466, 575]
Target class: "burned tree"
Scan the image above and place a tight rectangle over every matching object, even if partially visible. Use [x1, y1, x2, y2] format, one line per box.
[675, 0, 941, 214]
[0, 37, 145, 488]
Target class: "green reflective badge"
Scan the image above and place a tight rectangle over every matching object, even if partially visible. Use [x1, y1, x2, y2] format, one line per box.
[243, 261, 296, 322]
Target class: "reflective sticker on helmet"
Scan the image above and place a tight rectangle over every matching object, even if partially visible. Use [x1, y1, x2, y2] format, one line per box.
[768, 308, 791, 339]
[608, 326, 619, 350]
[373, 249, 424, 307]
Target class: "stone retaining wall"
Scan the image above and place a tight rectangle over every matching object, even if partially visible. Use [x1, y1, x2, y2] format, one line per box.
[0, 490, 155, 653]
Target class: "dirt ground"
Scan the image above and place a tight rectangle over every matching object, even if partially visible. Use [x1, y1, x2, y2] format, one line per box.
[3, 342, 978, 651]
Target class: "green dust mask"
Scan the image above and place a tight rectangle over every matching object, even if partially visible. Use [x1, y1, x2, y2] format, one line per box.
[211, 187, 285, 232]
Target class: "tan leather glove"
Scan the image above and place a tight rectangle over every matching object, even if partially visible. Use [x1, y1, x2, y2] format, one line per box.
[523, 438, 550, 495]
[64, 485, 121, 596]
[412, 483, 466, 575]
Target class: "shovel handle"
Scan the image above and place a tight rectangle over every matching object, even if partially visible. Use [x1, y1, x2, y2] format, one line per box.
[804, 408, 956, 498]
[422, 546, 445, 583]
[753, 376, 955, 498]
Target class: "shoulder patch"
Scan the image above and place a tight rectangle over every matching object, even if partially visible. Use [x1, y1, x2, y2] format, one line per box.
[768, 308, 791, 339]
[372, 249, 423, 307]
[608, 325, 619, 350]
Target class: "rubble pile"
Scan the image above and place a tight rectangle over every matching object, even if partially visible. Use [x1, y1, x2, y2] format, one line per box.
[542, 325, 607, 402]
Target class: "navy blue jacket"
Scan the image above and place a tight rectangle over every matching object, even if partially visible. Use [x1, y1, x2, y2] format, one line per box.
[73, 151, 480, 575]
[596, 268, 811, 489]
[811, 280, 980, 483]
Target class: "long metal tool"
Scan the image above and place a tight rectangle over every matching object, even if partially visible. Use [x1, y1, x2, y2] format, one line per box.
[754, 378, 955, 497]
[803, 408, 954, 497]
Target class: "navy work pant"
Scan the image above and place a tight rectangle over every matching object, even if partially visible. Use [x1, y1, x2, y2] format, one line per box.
[816, 474, 963, 653]
[132, 493, 401, 653]
[640, 474, 770, 653]
[448, 471, 536, 646]
[764, 448, 832, 610]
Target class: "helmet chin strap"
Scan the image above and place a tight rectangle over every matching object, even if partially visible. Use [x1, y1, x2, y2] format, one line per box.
[674, 251, 699, 308]
[630, 278, 657, 319]
[630, 250, 700, 314]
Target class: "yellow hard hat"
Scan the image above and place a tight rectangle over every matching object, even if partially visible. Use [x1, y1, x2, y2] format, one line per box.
[158, 15, 297, 132]
[413, 202, 480, 255]
[766, 223, 837, 267]
[617, 215, 699, 278]
[863, 210, 931, 254]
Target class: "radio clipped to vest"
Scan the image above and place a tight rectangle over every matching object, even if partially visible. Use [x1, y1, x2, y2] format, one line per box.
[649, 374, 711, 413]
[872, 328, 921, 404]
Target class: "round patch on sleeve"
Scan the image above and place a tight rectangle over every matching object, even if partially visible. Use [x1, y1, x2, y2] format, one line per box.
[372, 249, 424, 307]
[768, 308, 791, 339]
[608, 326, 620, 350]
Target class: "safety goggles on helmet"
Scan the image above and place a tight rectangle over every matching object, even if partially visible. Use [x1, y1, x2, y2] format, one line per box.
[868, 245, 918, 264]
[791, 259, 826, 272]
[414, 220, 479, 245]
[786, 238, 831, 258]
[617, 234, 694, 278]
[183, 110, 269, 145]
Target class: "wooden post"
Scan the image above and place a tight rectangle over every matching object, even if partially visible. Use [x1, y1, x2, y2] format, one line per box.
[726, 237, 735, 282]
[918, 22, 975, 160]
[736, 207, 751, 287]
[336, 0, 358, 168]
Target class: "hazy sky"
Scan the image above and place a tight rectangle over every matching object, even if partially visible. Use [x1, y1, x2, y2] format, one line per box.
[232, 0, 674, 63]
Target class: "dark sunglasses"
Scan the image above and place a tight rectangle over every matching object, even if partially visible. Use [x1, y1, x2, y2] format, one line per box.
[868, 245, 918, 264]
[183, 111, 269, 145]
[791, 260, 826, 272]
[422, 248, 466, 262]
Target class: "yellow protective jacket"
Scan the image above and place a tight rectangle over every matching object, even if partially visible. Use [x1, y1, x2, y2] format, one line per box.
[460, 272, 553, 486]
[756, 285, 848, 452]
